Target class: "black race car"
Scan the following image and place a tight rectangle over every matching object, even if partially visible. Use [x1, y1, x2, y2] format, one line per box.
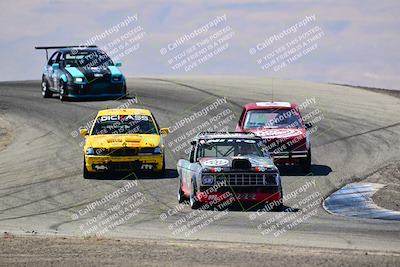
[35, 45, 127, 101]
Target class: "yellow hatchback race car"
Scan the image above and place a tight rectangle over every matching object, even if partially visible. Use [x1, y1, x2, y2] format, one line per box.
[80, 108, 169, 178]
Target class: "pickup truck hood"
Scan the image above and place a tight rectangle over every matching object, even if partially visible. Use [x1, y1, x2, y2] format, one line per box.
[198, 156, 275, 169]
[85, 134, 160, 149]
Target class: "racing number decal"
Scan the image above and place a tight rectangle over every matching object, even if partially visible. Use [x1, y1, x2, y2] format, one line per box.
[202, 159, 229, 166]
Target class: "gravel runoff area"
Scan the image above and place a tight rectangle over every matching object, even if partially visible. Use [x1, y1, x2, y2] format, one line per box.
[0, 116, 13, 152]
[0, 234, 399, 267]
[339, 85, 400, 213]
[367, 162, 400, 211]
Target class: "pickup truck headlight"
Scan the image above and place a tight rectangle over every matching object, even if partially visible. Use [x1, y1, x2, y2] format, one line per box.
[202, 175, 214, 185]
[86, 147, 95, 155]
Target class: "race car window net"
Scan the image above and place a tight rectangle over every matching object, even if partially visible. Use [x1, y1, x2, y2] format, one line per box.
[197, 139, 265, 158]
[244, 110, 302, 129]
[47, 52, 58, 65]
[91, 115, 158, 135]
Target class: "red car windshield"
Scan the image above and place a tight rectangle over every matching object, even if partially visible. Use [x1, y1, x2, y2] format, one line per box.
[244, 109, 302, 129]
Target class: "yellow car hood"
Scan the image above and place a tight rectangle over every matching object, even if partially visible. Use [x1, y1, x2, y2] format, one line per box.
[85, 134, 161, 149]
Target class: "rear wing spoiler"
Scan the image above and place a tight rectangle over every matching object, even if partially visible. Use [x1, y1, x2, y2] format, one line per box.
[35, 45, 98, 60]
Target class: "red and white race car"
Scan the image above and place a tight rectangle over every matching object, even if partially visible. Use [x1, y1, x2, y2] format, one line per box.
[235, 102, 312, 172]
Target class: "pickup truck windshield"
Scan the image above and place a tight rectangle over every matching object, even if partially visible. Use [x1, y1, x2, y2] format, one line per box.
[244, 109, 302, 129]
[91, 115, 157, 135]
[197, 139, 266, 158]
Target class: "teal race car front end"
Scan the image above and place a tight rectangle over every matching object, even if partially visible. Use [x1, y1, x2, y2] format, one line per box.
[61, 65, 126, 99]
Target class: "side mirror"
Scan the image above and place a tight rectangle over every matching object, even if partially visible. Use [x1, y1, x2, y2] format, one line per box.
[305, 122, 312, 129]
[52, 63, 60, 70]
[79, 128, 88, 136]
[160, 128, 170, 135]
[235, 123, 240, 131]
[115, 62, 122, 67]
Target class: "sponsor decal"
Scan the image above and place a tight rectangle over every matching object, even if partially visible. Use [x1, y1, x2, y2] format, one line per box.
[202, 159, 229, 166]
[256, 129, 303, 138]
[205, 138, 256, 144]
[98, 115, 149, 122]
[255, 102, 291, 107]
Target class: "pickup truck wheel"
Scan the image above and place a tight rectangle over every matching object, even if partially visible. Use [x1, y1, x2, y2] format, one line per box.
[300, 149, 312, 173]
[177, 179, 185, 203]
[83, 159, 95, 179]
[189, 180, 201, 209]
[274, 188, 284, 211]
[41, 77, 52, 98]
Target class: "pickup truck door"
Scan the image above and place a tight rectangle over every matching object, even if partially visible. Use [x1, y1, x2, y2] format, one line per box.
[177, 142, 201, 193]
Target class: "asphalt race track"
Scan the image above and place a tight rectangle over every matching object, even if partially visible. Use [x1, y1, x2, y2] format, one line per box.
[0, 77, 400, 253]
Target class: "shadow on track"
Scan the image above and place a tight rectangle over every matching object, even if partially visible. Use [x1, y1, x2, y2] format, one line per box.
[278, 164, 332, 176]
[46, 94, 134, 102]
[195, 201, 301, 213]
[216, 202, 301, 212]
[86, 169, 178, 180]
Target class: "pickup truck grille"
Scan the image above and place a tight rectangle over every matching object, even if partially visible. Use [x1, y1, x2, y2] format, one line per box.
[207, 173, 277, 186]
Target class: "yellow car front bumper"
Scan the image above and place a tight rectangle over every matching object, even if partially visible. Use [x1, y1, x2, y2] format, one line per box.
[85, 154, 164, 172]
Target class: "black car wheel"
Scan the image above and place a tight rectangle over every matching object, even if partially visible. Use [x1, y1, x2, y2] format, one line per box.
[123, 84, 127, 97]
[189, 179, 201, 209]
[177, 178, 185, 203]
[274, 187, 284, 211]
[41, 77, 52, 98]
[300, 148, 312, 173]
[59, 80, 68, 101]
[161, 157, 166, 174]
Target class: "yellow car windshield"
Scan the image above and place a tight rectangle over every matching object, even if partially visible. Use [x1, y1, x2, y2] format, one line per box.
[91, 115, 157, 135]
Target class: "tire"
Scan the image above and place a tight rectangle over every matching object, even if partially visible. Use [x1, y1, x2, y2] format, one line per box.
[275, 187, 284, 211]
[59, 80, 68, 101]
[83, 159, 96, 179]
[189, 179, 201, 209]
[123, 84, 127, 97]
[300, 148, 312, 173]
[41, 77, 52, 98]
[161, 157, 166, 175]
[177, 178, 185, 203]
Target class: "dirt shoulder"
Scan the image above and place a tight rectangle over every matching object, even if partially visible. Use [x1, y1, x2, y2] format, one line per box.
[0, 116, 13, 152]
[366, 162, 400, 211]
[0, 234, 399, 267]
